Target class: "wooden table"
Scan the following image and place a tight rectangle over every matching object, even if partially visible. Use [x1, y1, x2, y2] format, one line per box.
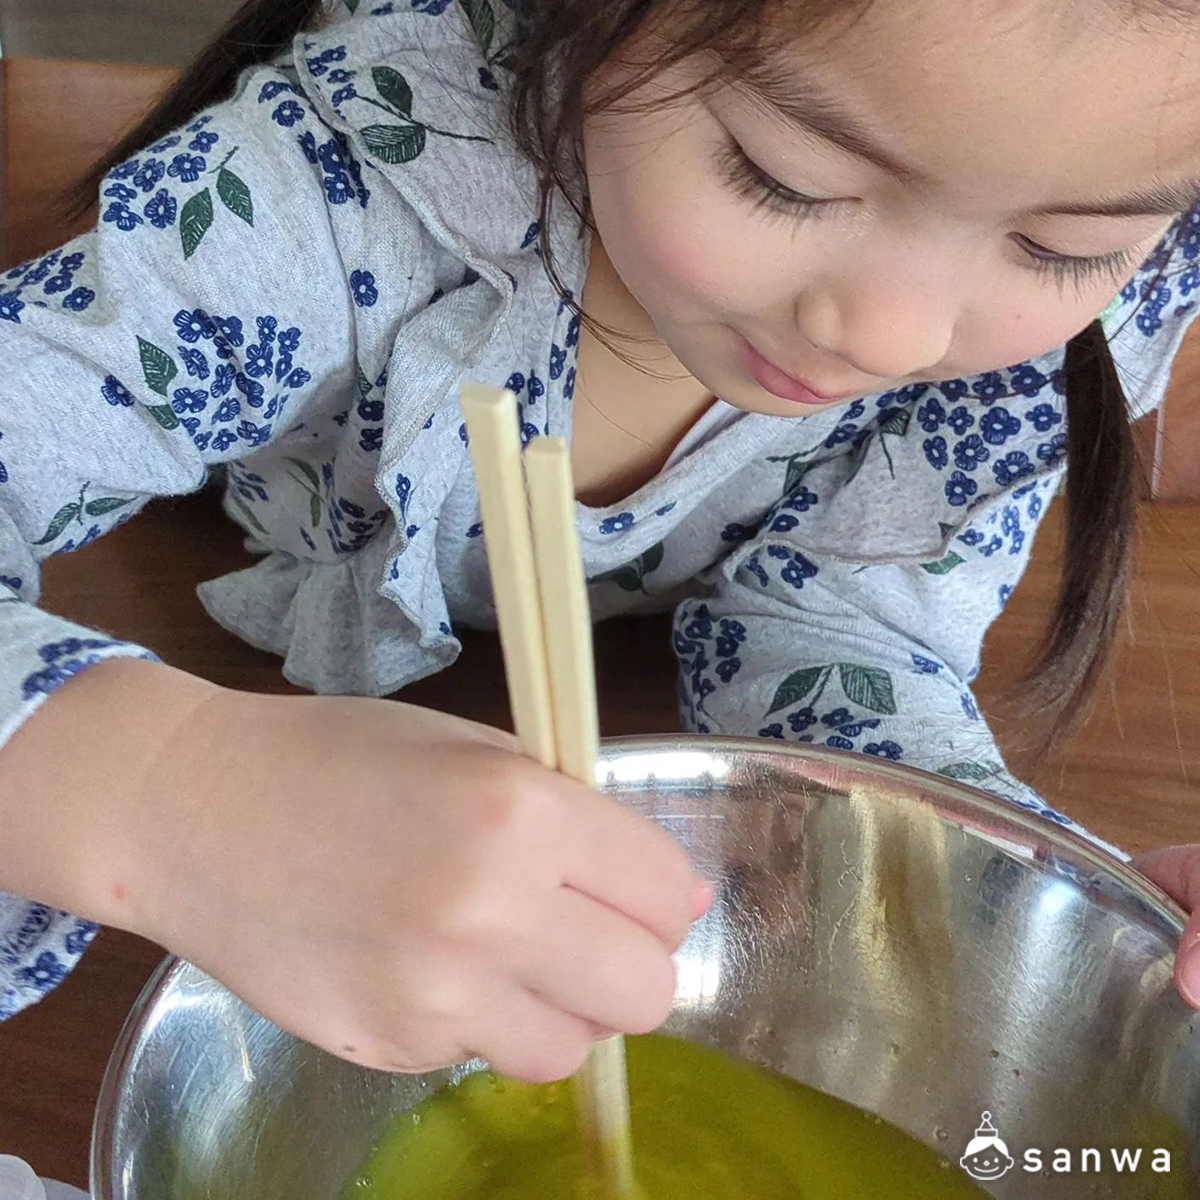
[1, 491, 1198, 1187]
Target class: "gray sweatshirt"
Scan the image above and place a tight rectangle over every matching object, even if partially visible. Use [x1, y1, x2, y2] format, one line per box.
[1, 1, 1196, 1017]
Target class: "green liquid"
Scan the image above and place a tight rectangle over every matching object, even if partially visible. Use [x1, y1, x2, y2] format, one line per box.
[342, 1035, 989, 1199]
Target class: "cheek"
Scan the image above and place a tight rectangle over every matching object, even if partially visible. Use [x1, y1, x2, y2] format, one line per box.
[585, 116, 781, 320]
[964, 288, 1113, 373]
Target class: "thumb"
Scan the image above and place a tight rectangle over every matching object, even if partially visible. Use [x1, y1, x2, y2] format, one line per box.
[1133, 845, 1200, 1009]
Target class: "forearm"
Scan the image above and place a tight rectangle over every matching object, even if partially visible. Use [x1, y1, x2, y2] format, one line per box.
[0, 656, 224, 937]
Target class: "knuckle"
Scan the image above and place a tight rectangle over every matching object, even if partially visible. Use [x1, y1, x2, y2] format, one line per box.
[473, 761, 558, 842]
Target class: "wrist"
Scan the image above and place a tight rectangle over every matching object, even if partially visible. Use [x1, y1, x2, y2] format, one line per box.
[0, 656, 228, 940]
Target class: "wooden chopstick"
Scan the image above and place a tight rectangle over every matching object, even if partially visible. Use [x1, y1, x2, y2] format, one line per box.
[526, 438, 636, 1198]
[458, 383, 557, 771]
[460, 384, 637, 1199]
[524, 438, 599, 782]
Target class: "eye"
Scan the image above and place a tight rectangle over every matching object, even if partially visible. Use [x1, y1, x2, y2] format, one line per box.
[1013, 233, 1140, 289]
[716, 137, 844, 219]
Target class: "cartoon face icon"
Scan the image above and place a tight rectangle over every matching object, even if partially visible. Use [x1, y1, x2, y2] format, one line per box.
[960, 1144, 1015, 1180]
[960, 1113, 1015, 1181]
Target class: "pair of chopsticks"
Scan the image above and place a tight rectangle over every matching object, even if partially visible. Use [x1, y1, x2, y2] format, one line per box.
[459, 382, 637, 1199]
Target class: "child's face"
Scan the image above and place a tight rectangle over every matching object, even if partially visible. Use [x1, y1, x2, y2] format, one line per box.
[582, 0, 1200, 416]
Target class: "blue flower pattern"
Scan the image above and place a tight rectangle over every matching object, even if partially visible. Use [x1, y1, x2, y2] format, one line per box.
[133, 309, 317, 456]
[351, 269, 379, 307]
[0, 249, 97, 318]
[21, 636, 157, 701]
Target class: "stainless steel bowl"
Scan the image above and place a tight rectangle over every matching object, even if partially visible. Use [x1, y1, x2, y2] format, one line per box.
[93, 737, 1200, 1198]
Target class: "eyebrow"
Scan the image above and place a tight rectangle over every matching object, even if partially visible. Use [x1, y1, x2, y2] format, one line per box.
[731, 63, 919, 180]
[1032, 183, 1200, 219]
[731, 62, 1200, 218]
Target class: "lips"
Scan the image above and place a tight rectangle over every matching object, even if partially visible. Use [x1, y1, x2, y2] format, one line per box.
[739, 337, 854, 406]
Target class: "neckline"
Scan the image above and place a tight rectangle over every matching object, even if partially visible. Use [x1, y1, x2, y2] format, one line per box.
[560, 228, 752, 518]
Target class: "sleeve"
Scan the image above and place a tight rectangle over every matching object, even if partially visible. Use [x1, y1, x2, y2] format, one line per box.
[0, 59, 368, 1017]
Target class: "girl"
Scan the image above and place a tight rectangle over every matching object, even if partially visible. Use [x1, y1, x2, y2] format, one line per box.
[1, 0, 1199, 1083]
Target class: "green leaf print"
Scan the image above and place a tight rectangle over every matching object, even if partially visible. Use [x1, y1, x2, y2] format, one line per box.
[371, 66, 414, 117]
[343, 0, 360, 11]
[137, 337, 178, 396]
[217, 168, 254, 226]
[230, 493, 269, 536]
[589, 541, 664, 594]
[84, 496, 136, 517]
[310, 491, 322, 529]
[361, 123, 427, 164]
[785, 459, 814, 497]
[639, 541, 664, 574]
[590, 566, 642, 593]
[147, 404, 180, 430]
[459, 0, 496, 53]
[355, 364, 372, 400]
[766, 453, 814, 498]
[180, 188, 215, 259]
[287, 457, 321, 492]
[838, 664, 897, 714]
[920, 551, 966, 576]
[879, 409, 912, 437]
[938, 761, 1002, 784]
[767, 665, 827, 715]
[34, 502, 82, 545]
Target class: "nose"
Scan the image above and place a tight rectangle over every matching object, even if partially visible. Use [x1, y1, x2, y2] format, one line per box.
[794, 273, 957, 383]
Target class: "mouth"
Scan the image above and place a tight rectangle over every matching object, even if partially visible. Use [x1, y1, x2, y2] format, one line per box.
[738, 337, 858, 406]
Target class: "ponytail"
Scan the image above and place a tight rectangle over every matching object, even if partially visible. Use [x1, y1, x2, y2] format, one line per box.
[1022, 318, 1137, 740]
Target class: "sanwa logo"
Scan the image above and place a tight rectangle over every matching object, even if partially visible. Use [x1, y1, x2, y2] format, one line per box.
[958, 1111, 1175, 1180]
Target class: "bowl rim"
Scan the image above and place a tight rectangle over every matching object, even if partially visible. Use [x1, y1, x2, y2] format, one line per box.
[89, 733, 1187, 1198]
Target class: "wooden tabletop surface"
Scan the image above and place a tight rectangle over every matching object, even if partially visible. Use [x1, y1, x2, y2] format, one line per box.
[1, 491, 1197, 1187]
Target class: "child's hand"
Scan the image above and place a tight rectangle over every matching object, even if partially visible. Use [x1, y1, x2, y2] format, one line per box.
[131, 685, 707, 1083]
[1134, 845, 1200, 1009]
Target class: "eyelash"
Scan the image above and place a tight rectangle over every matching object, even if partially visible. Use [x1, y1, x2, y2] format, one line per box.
[716, 139, 835, 220]
[1013, 235, 1140, 288]
[717, 138, 1142, 288]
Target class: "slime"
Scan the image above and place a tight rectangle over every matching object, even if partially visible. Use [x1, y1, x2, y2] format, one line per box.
[342, 1035, 990, 1199]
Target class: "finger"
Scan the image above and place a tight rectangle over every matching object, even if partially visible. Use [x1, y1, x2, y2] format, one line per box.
[1134, 844, 1200, 912]
[558, 785, 698, 948]
[1133, 845, 1200, 1009]
[471, 988, 593, 1083]
[1176, 909, 1200, 1010]
[517, 887, 677, 1035]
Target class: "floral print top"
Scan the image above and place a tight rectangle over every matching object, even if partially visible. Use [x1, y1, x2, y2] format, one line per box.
[1, 1, 1197, 1017]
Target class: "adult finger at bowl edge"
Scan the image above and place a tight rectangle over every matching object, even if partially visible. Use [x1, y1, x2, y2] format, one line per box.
[1175, 918, 1200, 1010]
[1133, 843, 1200, 912]
[1133, 845, 1200, 1009]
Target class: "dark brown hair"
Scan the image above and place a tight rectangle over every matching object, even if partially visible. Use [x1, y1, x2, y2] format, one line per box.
[75, 0, 1186, 740]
